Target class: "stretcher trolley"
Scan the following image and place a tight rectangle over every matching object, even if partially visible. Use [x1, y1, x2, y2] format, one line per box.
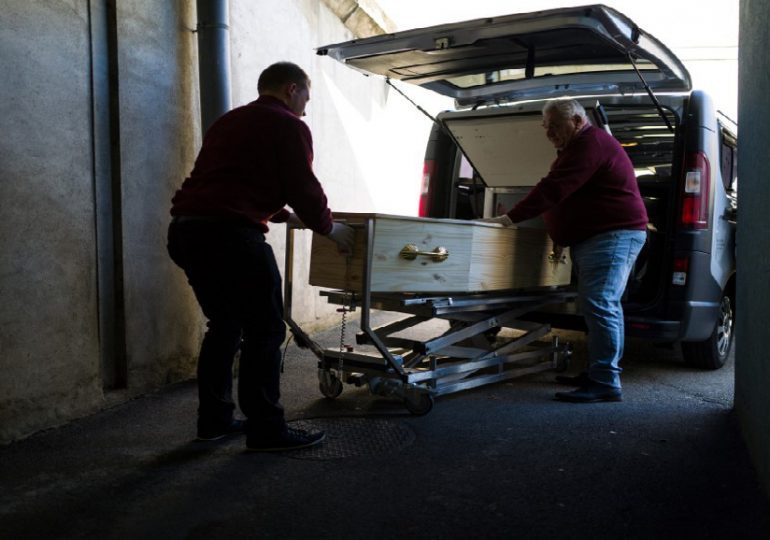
[283, 214, 575, 415]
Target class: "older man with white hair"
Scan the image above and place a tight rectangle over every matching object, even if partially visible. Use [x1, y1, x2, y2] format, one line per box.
[482, 99, 648, 403]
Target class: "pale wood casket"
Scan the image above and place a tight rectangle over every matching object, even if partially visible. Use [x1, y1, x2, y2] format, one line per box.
[308, 213, 571, 294]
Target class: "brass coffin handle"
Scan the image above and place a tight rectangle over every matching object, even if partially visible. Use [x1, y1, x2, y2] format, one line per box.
[548, 252, 568, 264]
[399, 244, 449, 263]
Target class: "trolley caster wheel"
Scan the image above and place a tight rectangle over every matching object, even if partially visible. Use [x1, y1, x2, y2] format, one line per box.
[319, 371, 343, 399]
[404, 392, 434, 416]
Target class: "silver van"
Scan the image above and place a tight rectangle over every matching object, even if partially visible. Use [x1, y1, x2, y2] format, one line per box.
[318, 4, 738, 369]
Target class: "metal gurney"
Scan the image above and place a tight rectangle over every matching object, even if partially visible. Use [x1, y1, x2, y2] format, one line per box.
[284, 225, 575, 415]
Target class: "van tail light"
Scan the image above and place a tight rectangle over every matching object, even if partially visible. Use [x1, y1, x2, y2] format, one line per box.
[679, 151, 710, 229]
[672, 256, 689, 286]
[418, 160, 435, 217]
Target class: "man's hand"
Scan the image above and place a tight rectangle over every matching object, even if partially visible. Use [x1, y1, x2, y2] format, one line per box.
[477, 215, 514, 227]
[286, 213, 306, 228]
[326, 222, 355, 254]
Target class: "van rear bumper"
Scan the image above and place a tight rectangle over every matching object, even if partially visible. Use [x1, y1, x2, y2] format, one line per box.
[624, 317, 680, 341]
[625, 300, 720, 342]
[527, 299, 721, 343]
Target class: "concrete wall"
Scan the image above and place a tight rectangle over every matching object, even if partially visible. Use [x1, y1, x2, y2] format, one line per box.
[736, 0, 770, 499]
[0, 0, 208, 442]
[0, 0, 446, 442]
[0, 1, 103, 440]
[115, 0, 202, 390]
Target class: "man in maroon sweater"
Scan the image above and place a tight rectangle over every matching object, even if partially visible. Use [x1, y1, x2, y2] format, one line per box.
[482, 99, 647, 402]
[168, 62, 353, 450]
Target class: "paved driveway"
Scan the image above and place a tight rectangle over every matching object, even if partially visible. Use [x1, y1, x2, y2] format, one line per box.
[1, 313, 767, 539]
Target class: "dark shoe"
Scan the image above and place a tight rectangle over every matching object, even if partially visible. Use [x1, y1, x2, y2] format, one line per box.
[554, 372, 591, 386]
[196, 419, 246, 441]
[246, 427, 326, 452]
[554, 382, 622, 403]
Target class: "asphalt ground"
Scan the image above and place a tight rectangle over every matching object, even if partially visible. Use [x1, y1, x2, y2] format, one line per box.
[1, 311, 768, 539]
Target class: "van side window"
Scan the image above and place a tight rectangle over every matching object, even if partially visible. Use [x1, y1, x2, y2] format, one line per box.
[453, 153, 484, 219]
[719, 130, 738, 192]
[730, 146, 738, 192]
[458, 153, 474, 180]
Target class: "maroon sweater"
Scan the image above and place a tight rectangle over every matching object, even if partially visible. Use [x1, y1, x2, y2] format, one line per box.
[507, 125, 648, 246]
[171, 96, 333, 235]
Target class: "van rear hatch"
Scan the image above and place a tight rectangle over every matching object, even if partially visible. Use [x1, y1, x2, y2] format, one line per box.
[438, 108, 556, 188]
[317, 4, 691, 108]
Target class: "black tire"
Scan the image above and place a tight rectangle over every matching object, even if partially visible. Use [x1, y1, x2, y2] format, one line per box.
[404, 392, 434, 416]
[319, 373, 343, 399]
[682, 294, 734, 370]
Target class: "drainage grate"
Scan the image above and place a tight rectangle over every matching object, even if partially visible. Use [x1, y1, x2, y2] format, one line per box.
[285, 417, 415, 460]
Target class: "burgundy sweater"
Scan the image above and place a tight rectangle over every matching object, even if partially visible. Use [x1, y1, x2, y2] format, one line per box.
[171, 96, 333, 235]
[507, 125, 648, 246]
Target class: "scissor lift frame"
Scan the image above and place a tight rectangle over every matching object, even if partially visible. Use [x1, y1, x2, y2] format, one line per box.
[284, 223, 574, 415]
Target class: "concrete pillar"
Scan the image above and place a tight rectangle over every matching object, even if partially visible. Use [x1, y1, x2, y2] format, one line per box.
[736, 0, 770, 499]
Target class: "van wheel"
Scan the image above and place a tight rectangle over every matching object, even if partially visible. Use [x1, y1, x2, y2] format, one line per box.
[682, 294, 734, 370]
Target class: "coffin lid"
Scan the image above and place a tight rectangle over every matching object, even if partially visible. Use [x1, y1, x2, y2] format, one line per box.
[316, 4, 691, 108]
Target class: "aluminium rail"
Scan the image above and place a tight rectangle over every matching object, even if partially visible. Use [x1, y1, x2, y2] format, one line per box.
[283, 221, 575, 415]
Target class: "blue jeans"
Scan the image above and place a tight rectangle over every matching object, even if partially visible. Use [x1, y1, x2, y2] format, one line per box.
[570, 229, 646, 388]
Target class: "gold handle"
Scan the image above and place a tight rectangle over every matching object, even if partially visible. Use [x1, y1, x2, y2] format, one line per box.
[548, 252, 568, 264]
[399, 244, 449, 263]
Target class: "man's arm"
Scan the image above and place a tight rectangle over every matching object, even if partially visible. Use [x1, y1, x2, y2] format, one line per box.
[277, 120, 354, 253]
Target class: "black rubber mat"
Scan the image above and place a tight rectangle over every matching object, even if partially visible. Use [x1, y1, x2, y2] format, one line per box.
[286, 417, 415, 460]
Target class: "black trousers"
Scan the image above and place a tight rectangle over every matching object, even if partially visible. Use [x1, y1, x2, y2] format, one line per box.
[167, 218, 287, 436]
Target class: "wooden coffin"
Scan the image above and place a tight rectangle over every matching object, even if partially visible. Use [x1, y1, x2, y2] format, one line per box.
[308, 213, 571, 293]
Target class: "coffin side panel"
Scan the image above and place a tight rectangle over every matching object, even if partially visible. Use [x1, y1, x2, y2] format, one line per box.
[469, 226, 572, 289]
[370, 218, 474, 292]
[308, 214, 572, 293]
